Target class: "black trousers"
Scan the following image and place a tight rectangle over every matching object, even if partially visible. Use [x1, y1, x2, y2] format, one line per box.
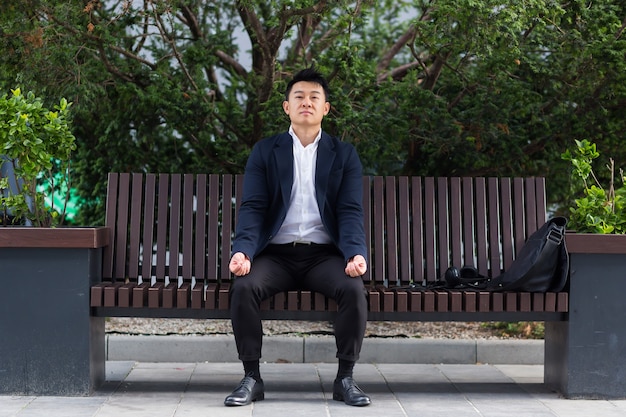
[229, 243, 368, 362]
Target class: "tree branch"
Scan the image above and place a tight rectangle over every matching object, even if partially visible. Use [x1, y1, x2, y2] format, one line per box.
[377, 24, 418, 74]
[616, 16, 626, 40]
[42, 7, 157, 71]
[149, 3, 200, 92]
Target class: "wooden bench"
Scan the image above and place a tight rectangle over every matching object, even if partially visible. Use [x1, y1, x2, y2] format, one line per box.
[91, 173, 568, 323]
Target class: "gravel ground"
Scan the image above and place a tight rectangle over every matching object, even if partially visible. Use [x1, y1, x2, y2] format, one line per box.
[105, 318, 508, 339]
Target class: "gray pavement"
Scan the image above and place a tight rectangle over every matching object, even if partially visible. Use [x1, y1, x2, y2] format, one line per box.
[3, 361, 626, 417]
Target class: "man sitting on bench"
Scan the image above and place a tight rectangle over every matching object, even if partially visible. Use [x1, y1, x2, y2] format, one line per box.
[225, 67, 371, 407]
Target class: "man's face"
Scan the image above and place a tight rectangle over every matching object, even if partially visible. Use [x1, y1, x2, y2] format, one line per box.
[283, 81, 330, 128]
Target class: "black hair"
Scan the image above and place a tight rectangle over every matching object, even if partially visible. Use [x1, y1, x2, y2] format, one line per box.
[284, 67, 330, 101]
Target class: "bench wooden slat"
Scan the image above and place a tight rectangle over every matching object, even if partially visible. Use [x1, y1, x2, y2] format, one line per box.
[492, 292, 504, 312]
[436, 178, 450, 278]
[525, 178, 539, 237]
[207, 174, 220, 281]
[478, 292, 490, 312]
[287, 291, 298, 310]
[385, 176, 398, 288]
[395, 291, 408, 313]
[205, 284, 217, 309]
[115, 174, 131, 280]
[424, 178, 436, 283]
[449, 291, 462, 312]
[118, 283, 133, 308]
[194, 175, 208, 281]
[155, 175, 169, 280]
[168, 174, 182, 283]
[368, 289, 380, 313]
[449, 178, 462, 269]
[512, 178, 526, 255]
[182, 174, 194, 280]
[423, 291, 436, 312]
[90, 283, 106, 307]
[177, 282, 191, 308]
[191, 283, 203, 309]
[301, 291, 313, 311]
[128, 173, 143, 279]
[519, 292, 531, 312]
[141, 174, 157, 282]
[372, 177, 385, 286]
[464, 292, 477, 313]
[500, 178, 514, 271]
[411, 177, 424, 285]
[163, 283, 176, 308]
[474, 178, 489, 275]
[488, 178, 502, 275]
[461, 177, 474, 267]
[533, 293, 545, 312]
[102, 174, 118, 279]
[220, 174, 234, 282]
[218, 284, 230, 310]
[397, 177, 411, 287]
[557, 293, 568, 312]
[409, 291, 421, 312]
[104, 282, 122, 307]
[380, 286, 394, 313]
[361, 177, 372, 283]
[132, 282, 149, 307]
[148, 282, 163, 308]
[505, 292, 517, 312]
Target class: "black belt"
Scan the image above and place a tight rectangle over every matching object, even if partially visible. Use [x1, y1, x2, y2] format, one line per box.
[289, 241, 316, 246]
[276, 241, 319, 247]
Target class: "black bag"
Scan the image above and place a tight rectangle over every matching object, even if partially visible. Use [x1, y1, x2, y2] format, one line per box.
[486, 216, 569, 292]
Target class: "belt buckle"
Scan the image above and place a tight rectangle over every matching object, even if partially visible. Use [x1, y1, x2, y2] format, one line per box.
[292, 241, 312, 246]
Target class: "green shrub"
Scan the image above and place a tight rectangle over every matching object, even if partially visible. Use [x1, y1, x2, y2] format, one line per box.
[0, 88, 76, 227]
[561, 139, 626, 234]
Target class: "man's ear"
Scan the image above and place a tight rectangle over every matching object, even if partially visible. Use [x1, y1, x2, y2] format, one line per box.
[283, 100, 290, 115]
[323, 101, 330, 115]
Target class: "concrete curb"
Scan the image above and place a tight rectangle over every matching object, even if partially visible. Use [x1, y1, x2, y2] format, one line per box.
[106, 335, 544, 365]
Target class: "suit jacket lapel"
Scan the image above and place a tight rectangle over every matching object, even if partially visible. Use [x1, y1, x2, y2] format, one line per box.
[315, 133, 336, 216]
[274, 133, 293, 207]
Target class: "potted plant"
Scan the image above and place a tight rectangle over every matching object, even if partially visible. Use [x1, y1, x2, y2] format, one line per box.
[0, 88, 108, 396]
[544, 139, 626, 399]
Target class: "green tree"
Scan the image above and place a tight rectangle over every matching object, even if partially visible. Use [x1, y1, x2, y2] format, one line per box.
[1, 1, 625, 224]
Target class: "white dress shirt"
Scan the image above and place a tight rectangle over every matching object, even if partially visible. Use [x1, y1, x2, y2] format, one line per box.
[270, 126, 332, 245]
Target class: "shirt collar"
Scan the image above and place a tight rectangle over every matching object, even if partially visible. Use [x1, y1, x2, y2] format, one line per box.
[288, 125, 322, 147]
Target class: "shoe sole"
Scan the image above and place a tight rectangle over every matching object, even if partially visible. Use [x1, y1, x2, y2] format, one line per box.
[332, 392, 371, 407]
[224, 393, 265, 406]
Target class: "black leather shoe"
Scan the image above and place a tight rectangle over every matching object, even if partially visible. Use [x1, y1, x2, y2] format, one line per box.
[224, 375, 265, 406]
[333, 377, 371, 406]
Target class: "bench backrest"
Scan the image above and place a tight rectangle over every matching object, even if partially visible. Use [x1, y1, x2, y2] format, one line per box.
[103, 173, 546, 288]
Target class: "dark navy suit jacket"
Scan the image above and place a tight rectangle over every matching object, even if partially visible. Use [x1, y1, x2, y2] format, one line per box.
[232, 131, 367, 263]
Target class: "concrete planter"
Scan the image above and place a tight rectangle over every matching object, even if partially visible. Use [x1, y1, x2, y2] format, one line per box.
[0, 227, 109, 396]
[545, 233, 626, 399]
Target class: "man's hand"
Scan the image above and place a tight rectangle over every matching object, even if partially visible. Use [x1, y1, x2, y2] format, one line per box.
[345, 254, 367, 277]
[229, 252, 251, 276]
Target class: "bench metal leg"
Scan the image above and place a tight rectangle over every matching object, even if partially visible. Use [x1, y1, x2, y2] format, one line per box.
[545, 252, 626, 399]
[0, 247, 105, 396]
